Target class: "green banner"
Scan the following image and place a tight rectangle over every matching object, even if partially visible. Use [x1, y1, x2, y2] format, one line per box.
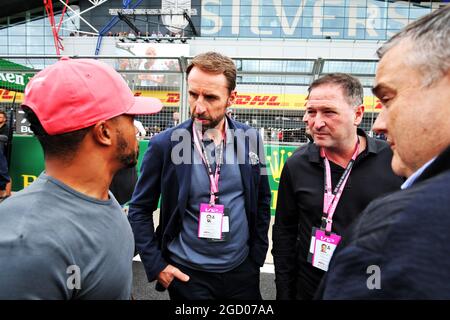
[10, 135, 299, 215]
[0, 58, 34, 92]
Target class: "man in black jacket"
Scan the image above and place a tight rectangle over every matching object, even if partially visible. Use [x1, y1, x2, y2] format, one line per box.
[318, 4, 450, 299]
[272, 73, 403, 300]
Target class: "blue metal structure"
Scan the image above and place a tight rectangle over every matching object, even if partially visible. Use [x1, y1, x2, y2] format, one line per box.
[94, 0, 144, 55]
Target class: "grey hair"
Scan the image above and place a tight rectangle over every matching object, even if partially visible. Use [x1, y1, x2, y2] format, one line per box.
[377, 4, 450, 87]
[308, 73, 364, 107]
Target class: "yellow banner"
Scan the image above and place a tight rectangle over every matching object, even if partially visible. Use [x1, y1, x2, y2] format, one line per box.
[133, 91, 383, 112]
[134, 90, 180, 106]
[0, 89, 25, 102]
[2, 89, 382, 112]
[233, 93, 381, 112]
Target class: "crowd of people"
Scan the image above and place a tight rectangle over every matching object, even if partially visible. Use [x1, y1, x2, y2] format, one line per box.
[0, 5, 449, 300]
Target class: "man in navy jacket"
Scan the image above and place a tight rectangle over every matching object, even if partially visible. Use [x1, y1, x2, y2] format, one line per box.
[129, 52, 271, 300]
[318, 5, 450, 299]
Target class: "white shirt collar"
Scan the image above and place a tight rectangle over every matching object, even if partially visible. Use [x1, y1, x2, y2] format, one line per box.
[401, 157, 437, 190]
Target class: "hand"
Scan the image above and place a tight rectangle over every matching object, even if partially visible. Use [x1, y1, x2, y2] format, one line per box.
[157, 264, 190, 288]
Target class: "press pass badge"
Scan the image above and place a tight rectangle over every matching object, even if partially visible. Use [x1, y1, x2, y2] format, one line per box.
[311, 229, 341, 272]
[207, 207, 230, 243]
[198, 203, 224, 240]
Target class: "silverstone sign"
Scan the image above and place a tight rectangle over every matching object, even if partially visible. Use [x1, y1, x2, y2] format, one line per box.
[201, 0, 436, 40]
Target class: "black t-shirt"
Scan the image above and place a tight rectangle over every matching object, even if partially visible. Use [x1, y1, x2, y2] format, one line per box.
[0, 124, 9, 137]
[110, 167, 138, 205]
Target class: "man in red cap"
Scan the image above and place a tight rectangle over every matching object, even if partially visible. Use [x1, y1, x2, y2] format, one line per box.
[0, 57, 162, 299]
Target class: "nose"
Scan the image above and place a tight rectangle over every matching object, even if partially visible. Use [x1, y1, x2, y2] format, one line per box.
[372, 107, 387, 136]
[312, 113, 325, 130]
[192, 96, 207, 115]
[194, 103, 206, 115]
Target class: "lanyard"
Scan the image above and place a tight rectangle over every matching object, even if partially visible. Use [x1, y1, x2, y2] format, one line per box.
[193, 123, 226, 205]
[321, 139, 360, 234]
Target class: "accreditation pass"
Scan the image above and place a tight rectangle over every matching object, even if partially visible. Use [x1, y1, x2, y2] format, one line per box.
[198, 203, 224, 240]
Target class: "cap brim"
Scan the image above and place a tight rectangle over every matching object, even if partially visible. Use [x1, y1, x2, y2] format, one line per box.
[126, 96, 163, 115]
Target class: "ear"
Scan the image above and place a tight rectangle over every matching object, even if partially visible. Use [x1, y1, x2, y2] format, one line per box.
[227, 90, 237, 106]
[354, 105, 365, 126]
[92, 120, 113, 146]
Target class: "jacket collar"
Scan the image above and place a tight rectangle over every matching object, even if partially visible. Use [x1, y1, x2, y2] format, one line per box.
[172, 116, 252, 219]
[414, 145, 450, 185]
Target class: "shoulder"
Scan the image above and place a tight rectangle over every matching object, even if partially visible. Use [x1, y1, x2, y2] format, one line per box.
[277, 143, 318, 184]
[285, 143, 317, 167]
[0, 193, 72, 299]
[357, 169, 449, 220]
[148, 128, 174, 146]
[148, 121, 192, 147]
[357, 136, 397, 174]
[349, 176, 447, 250]
[231, 119, 252, 130]
[372, 137, 392, 154]
[364, 135, 393, 157]
[403, 170, 450, 210]
[358, 188, 413, 226]
[0, 185, 73, 253]
[228, 119, 259, 133]
[1, 176, 52, 211]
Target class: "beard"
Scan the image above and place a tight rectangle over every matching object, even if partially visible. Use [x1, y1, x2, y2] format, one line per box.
[116, 132, 139, 169]
[191, 113, 225, 133]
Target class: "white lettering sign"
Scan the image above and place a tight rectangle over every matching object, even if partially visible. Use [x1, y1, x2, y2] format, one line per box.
[200, 0, 426, 40]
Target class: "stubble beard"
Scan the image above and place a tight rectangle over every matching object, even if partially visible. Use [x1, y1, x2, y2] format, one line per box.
[116, 132, 139, 169]
[191, 114, 225, 133]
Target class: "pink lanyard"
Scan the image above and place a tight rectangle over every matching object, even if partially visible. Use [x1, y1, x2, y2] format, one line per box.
[193, 123, 226, 205]
[321, 140, 360, 234]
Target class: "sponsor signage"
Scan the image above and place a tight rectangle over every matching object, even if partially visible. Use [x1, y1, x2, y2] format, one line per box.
[1, 88, 383, 112]
[135, 90, 383, 112]
[201, 0, 435, 40]
[0, 59, 34, 92]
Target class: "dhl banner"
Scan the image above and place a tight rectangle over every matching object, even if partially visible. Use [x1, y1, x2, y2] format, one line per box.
[3, 88, 382, 112]
[136, 90, 383, 112]
[0, 89, 24, 102]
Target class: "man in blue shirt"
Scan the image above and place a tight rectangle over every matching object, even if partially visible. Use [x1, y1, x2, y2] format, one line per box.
[129, 52, 271, 300]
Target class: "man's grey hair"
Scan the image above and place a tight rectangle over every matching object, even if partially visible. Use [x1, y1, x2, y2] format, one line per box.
[377, 4, 450, 87]
[308, 73, 364, 107]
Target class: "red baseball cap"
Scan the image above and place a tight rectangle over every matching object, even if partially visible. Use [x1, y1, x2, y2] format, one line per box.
[22, 57, 163, 135]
